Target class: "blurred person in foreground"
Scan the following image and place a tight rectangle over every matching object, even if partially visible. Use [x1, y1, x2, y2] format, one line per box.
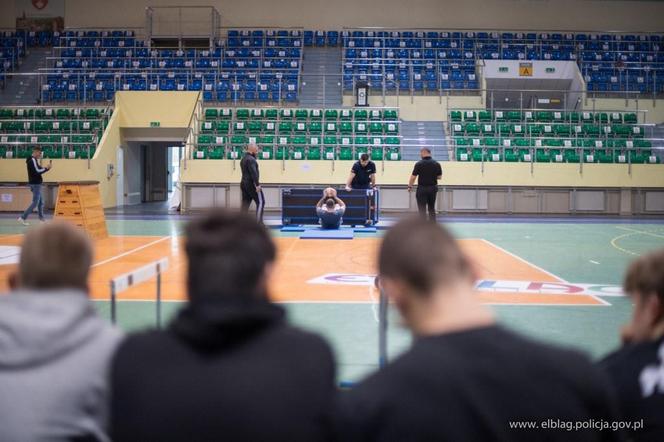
[0, 221, 122, 442]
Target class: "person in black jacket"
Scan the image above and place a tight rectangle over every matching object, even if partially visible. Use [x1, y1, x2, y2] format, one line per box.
[110, 210, 336, 442]
[240, 143, 265, 223]
[18, 147, 52, 225]
[599, 248, 664, 442]
[338, 217, 624, 442]
[408, 148, 442, 222]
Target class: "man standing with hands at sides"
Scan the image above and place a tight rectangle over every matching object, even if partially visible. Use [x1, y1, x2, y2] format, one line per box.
[345, 153, 376, 192]
[18, 147, 52, 226]
[408, 147, 442, 222]
[240, 143, 265, 223]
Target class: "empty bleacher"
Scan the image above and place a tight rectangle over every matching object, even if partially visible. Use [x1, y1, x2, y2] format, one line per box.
[41, 29, 302, 103]
[450, 109, 659, 164]
[0, 106, 112, 160]
[194, 107, 402, 161]
[342, 30, 664, 94]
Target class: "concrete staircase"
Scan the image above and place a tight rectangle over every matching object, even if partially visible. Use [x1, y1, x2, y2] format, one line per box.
[0, 47, 51, 105]
[653, 124, 664, 162]
[399, 121, 449, 161]
[299, 47, 342, 107]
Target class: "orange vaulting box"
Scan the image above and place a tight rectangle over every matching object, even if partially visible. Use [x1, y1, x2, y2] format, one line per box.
[54, 181, 108, 240]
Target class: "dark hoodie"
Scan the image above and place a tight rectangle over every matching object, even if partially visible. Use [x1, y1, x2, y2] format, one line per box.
[110, 298, 336, 442]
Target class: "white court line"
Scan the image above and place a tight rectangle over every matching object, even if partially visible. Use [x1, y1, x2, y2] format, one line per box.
[92, 236, 172, 268]
[479, 238, 568, 283]
[479, 239, 611, 306]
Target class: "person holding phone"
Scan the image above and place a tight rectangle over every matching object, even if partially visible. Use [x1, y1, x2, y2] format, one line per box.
[18, 147, 51, 226]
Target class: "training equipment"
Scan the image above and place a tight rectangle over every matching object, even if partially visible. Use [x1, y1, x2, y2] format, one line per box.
[281, 188, 380, 226]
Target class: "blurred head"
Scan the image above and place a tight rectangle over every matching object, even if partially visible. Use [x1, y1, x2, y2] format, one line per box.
[185, 210, 276, 304]
[378, 217, 476, 327]
[32, 147, 43, 159]
[621, 248, 664, 343]
[325, 198, 336, 210]
[18, 221, 93, 292]
[359, 153, 369, 167]
[247, 143, 258, 155]
[420, 147, 432, 159]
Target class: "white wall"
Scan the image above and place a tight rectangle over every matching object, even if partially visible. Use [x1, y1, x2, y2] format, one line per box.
[3, 0, 664, 32]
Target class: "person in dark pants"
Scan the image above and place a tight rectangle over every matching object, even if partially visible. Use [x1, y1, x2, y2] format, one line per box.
[599, 248, 664, 442]
[408, 148, 442, 222]
[18, 147, 52, 226]
[337, 218, 624, 442]
[240, 143, 265, 223]
[110, 210, 337, 442]
[345, 153, 376, 191]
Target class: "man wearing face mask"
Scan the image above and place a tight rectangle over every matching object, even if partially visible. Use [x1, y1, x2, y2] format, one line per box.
[600, 248, 664, 442]
[240, 142, 265, 223]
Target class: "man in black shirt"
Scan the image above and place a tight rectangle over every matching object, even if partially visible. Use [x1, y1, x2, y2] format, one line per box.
[339, 218, 623, 442]
[111, 210, 336, 442]
[408, 148, 442, 222]
[19, 147, 52, 226]
[240, 143, 265, 223]
[599, 248, 664, 442]
[345, 153, 376, 191]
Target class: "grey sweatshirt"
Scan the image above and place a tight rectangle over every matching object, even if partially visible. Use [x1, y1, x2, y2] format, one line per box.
[0, 289, 123, 442]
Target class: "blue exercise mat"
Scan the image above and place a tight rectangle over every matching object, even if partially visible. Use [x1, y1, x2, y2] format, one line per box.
[280, 226, 306, 232]
[299, 229, 354, 240]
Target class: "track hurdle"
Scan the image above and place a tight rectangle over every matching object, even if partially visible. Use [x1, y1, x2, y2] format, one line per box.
[376, 276, 389, 369]
[109, 257, 169, 328]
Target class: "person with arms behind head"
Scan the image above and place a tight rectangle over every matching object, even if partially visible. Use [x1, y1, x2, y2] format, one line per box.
[316, 187, 346, 230]
[408, 147, 442, 222]
[111, 210, 336, 442]
[18, 146, 52, 225]
[346, 153, 376, 191]
[338, 217, 623, 442]
[599, 248, 664, 442]
[0, 221, 122, 442]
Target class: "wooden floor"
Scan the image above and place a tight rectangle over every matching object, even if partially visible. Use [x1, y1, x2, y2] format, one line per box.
[0, 234, 604, 305]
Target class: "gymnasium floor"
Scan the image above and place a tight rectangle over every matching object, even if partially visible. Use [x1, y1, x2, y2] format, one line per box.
[1, 213, 664, 382]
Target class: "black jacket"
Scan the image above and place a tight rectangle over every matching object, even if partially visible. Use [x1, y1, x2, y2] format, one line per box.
[26, 156, 48, 184]
[240, 152, 260, 189]
[110, 299, 336, 442]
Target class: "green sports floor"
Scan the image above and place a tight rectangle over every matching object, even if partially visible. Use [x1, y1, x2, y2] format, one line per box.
[2, 215, 664, 383]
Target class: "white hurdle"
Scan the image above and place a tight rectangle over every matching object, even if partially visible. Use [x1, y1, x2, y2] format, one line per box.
[109, 257, 169, 328]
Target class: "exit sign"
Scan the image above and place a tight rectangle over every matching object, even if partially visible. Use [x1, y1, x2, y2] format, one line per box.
[150, 121, 160, 127]
[498, 67, 509, 73]
[545, 67, 556, 73]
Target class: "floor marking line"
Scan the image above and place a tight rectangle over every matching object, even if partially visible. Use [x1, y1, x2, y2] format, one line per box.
[610, 231, 641, 257]
[368, 284, 380, 323]
[589, 260, 600, 265]
[92, 236, 171, 268]
[479, 239, 569, 283]
[615, 226, 664, 240]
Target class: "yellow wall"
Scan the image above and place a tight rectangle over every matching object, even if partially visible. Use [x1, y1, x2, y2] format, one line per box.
[116, 91, 200, 128]
[180, 160, 664, 188]
[49, 0, 664, 32]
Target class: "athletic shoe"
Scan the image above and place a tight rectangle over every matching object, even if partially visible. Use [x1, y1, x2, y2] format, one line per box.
[39, 218, 47, 223]
[17, 217, 29, 226]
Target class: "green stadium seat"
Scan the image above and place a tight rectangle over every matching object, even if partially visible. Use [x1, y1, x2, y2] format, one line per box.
[233, 121, 248, 133]
[610, 112, 622, 124]
[307, 146, 321, 160]
[385, 122, 398, 135]
[198, 135, 213, 146]
[465, 123, 480, 136]
[277, 135, 291, 146]
[323, 146, 336, 160]
[597, 149, 613, 164]
[293, 122, 307, 134]
[536, 111, 553, 122]
[275, 146, 289, 160]
[463, 111, 477, 122]
[216, 121, 230, 133]
[595, 113, 608, 124]
[451, 123, 464, 136]
[295, 109, 308, 120]
[250, 109, 264, 119]
[339, 146, 353, 160]
[354, 122, 368, 134]
[554, 124, 571, 137]
[309, 122, 322, 133]
[265, 109, 278, 120]
[478, 111, 492, 122]
[631, 126, 644, 138]
[262, 121, 276, 133]
[56, 109, 70, 119]
[339, 122, 352, 134]
[481, 123, 494, 135]
[518, 148, 533, 162]
[206, 147, 224, 160]
[236, 109, 250, 120]
[383, 110, 398, 120]
[386, 147, 401, 161]
[248, 121, 262, 134]
[324, 109, 338, 120]
[494, 111, 507, 122]
[280, 109, 294, 120]
[354, 109, 368, 120]
[471, 148, 485, 162]
[456, 147, 470, 161]
[324, 122, 338, 133]
[291, 146, 306, 160]
[355, 146, 369, 160]
[370, 147, 384, 161]
[552, 111, 566, 122]
[564, 148, 580, 163]
[205, 109, 218, 120]
[623, 113, 637, 124]
[369, 122, 383, 134]
[339, 109, 352, 120]
[385, 137, 400, 146]
[309, 109, 323, 120]
[450, 111, 462, 122]
[279, 121, 293, 133]
[200, 122, 214, 133]
[582, 124, 600, 137]
[536, 149, 551, 163]
[581, 112, 594, 123]
[506, 111, 521, 122]
[369, 109, 382, 120]
[231, 135, 248, 145]
[219, 109, 232, 119]
[504, 149, 519, 162]
[323, 136, 337, 147]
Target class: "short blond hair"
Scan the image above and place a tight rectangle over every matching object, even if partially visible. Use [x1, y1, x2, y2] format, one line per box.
[19, 221, 93, 291]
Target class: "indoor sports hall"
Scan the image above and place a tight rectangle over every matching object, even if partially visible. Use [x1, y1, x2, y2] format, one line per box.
[1, 0, 664, 391]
